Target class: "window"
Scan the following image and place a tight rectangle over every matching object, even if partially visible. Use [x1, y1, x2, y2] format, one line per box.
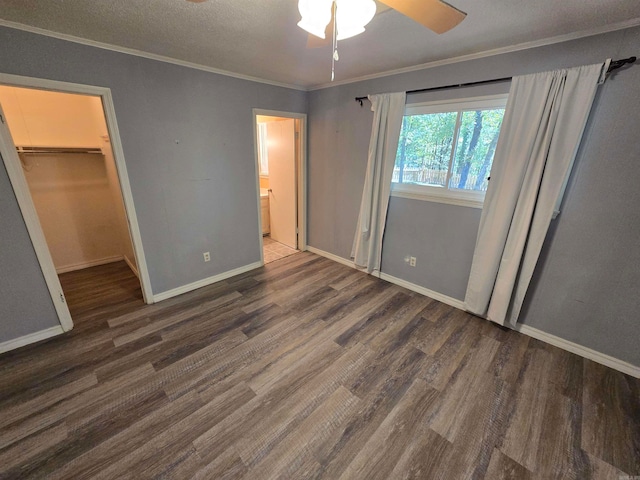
[392, 95, 507, 207]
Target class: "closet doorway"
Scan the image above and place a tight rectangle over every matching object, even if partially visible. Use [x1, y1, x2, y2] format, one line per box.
[0, 76, 152, 335]
[253, 110, 307, 265]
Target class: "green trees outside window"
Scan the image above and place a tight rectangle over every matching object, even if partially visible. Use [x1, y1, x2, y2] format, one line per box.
[394, 101, 505, 194]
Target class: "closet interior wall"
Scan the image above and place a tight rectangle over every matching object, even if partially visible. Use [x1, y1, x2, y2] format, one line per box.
[0, 86, 136, 275]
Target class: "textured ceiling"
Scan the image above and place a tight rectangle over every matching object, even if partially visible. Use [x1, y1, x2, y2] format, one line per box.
[0, 0, 638, 88]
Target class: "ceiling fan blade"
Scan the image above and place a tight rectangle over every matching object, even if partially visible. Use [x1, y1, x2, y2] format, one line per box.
[306, 5, 335, 49]
[378, 0, 466, 34]
[375, 1, 392, 14]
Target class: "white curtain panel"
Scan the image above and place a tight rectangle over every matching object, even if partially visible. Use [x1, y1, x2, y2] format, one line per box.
[464, 63, 604, 326]
[351, 92, 406, 273]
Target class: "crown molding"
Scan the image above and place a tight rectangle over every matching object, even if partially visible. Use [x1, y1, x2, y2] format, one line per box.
[0, 19, 308, 92]
[308, 17, 640, 90]
[2, 16, 639, 93]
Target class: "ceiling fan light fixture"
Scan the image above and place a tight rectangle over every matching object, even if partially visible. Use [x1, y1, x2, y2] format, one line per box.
[336, 25, 365, 41]
[335, 0, 376, 40]
[298, 0, 334, 38]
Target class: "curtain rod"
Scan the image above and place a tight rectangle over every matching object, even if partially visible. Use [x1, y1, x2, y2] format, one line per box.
[354, 56, 636, 106]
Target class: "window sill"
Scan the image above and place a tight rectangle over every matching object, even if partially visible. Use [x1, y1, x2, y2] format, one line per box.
[390, 189, 485, 209]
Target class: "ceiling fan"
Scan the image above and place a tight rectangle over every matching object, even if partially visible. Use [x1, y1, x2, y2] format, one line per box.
[185, 0, 467, 80]
[298, 0, 466, 80]
[302, 0, 466, 48]
[184, 0, 466, 39]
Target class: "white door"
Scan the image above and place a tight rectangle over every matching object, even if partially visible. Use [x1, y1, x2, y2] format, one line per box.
[267, 119, 297, 249]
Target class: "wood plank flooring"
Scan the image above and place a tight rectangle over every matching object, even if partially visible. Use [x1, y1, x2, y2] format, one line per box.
[0, 255, 638, 479]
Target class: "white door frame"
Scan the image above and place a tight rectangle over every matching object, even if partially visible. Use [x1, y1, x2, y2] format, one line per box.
[0, 73, 154, 333]
[252, 109, 307, 265]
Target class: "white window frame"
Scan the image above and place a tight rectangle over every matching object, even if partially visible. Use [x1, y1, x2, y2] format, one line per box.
[391, 94, 508, 208]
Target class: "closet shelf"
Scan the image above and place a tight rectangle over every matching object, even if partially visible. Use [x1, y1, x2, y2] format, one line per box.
[16, 146, 103, 155]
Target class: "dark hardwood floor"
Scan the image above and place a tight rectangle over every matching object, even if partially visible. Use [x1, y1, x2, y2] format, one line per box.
[0, 254, 638, 479]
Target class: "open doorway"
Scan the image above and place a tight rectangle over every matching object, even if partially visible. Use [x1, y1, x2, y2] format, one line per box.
[253, 110, 307, 264]
[0, 78, 152, 336]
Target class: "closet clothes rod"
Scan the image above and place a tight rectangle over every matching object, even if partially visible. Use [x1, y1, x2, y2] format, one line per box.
[16, 146, 104, 155]
[354, 56, 637, 106]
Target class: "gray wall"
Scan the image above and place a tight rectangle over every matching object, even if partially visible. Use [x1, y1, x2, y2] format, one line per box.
[308, 26, 640, 365]
[382, 198, 482, 300]
[0, 26, 306, 342]
[2, 24, 638, 366]
[0, 156, 59, 339]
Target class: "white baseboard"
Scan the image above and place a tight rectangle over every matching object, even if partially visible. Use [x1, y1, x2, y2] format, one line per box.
[514, 324, 640, 378]
[124, 255, 139, 278]
[306, 246, 355, 268]
[56, 255, 124, 274]
[377, 272, 465, 310]
[306, 245, 639, 378]
[0, 325, 66, 355]
[306, 246, 465, 310]
[153, 261, 263, 303]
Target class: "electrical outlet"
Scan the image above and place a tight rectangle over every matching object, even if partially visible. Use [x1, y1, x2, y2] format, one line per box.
[203, 252, 211, 262]
[404, 255, 411, 264]
[409, 256, 417, 267]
